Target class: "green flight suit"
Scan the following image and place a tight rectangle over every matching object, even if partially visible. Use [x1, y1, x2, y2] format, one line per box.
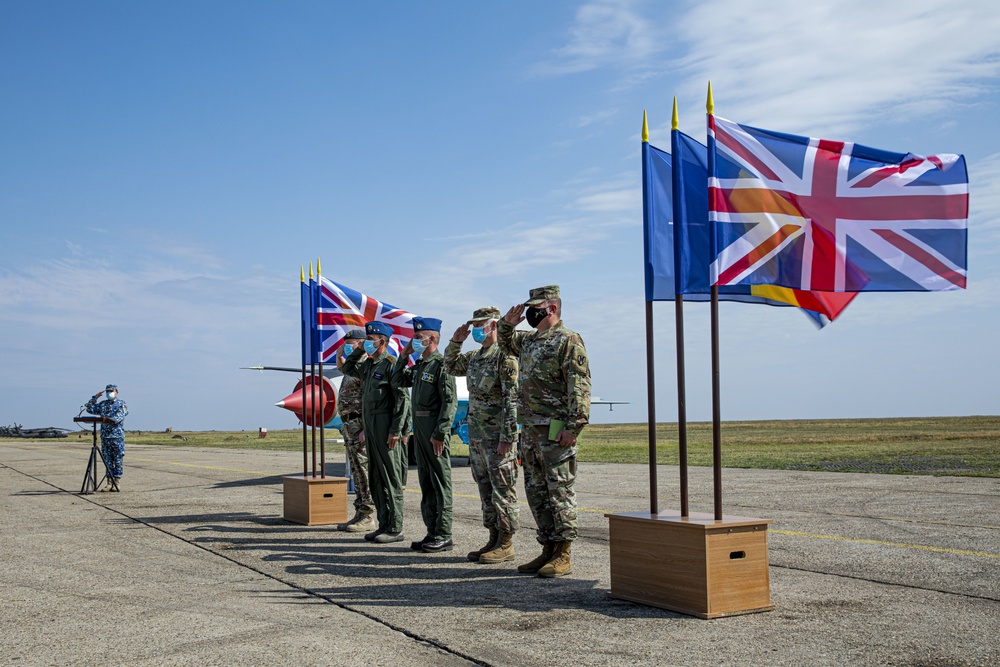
[392, 351, 458, 541]
[342, 348, 409, 535]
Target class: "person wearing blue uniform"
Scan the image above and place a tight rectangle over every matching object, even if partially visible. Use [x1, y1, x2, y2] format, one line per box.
[84, 384, 129, 490]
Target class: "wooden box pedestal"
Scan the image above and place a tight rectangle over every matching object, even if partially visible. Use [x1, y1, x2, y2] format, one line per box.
[283, 475, 349, 526]
[606, 510, 774, 619]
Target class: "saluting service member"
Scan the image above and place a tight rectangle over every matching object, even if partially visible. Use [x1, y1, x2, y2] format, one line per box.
[391, 317, 458, 553]
[341, 321, 409, 544]
[335, 329, 376, 533]
[84, 384, 129, 490]
[444, 307, 521, 564]
[499, 285, 591, 578]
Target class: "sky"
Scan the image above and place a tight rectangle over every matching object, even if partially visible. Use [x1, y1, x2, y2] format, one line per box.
[2, 0, 999, 432]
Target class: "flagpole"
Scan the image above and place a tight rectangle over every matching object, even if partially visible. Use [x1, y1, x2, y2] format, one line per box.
[317, 258, 326, 479]
[309, 263, 317, 478]
[707, 82, 723, 521]
[641, 110, 658, 515]
[670, 97, 690, 518]
[300, 266, 308, 479]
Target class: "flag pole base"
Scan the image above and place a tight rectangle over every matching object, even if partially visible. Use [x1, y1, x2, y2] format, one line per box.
[283, 475, 349, 526]
[606, 510, 774, 619]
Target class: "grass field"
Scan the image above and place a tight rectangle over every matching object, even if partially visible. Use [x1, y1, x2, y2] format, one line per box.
[110, 415, 1000, 477]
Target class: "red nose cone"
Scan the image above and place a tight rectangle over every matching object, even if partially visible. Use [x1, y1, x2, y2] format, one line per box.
[275, 376, 337, 426]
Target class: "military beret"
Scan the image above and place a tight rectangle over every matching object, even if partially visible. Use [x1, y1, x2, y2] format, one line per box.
[105, 384, 118, 392]
[344, 329, 366, 340]
[365, 321, 393, 338]
[412, 317, 442, 332]
[524, 285, 560, 306]
[467, 306, 501, 324]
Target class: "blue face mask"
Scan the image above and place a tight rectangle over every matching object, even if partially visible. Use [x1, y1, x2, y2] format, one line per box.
[471, 327, 487, 343]
[343, 344, 353, 357]
[363, 340, 377, 355]
[411, 337, 425, 354]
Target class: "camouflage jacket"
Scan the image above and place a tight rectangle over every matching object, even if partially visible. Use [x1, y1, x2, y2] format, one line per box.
[443, 340, 518, 443]
[497, 318, 591, 436]
[85, 397, 129, 441]
[337, 374, 364, 438]
[340, 349, 408, 437]
[391, 351, 457, 442]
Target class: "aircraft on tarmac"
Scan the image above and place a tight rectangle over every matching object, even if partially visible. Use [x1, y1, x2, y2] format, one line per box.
[241, 364, 628, 445]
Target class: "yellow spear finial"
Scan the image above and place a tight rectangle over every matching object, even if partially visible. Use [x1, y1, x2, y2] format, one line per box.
[707, 81, 714, 115]
[309, 262, 314, 280]
[672, 96, 679, 130]
[300, 265, 305, 283]
[642, 110, 649, 143]
[317, 257, 321, 276]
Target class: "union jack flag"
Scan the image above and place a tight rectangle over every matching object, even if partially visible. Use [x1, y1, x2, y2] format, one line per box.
[708, 115, 969, 292]
[315, 277, 415, 364]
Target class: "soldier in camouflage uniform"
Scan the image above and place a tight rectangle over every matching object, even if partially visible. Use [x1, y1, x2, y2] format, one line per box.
[499, 285, 591, 578]
[335, 329, 376, 532]
[391, 317, 458, 553]
[341, 321, 409, 544]
[84, 384, 129, 491]
[443, 307, 520, 564]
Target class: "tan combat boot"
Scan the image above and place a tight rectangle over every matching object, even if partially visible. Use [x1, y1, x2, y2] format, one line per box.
[345, 513, 377, 533]
[516, 540, 554, 574]
[479, 531, 515, 564]
[537, 541, 572, 578]
[466, 527, 499, 562]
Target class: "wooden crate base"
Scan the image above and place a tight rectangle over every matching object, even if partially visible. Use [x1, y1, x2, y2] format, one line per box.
[283, 475, 349, 526]
[606, 510, 774, 619]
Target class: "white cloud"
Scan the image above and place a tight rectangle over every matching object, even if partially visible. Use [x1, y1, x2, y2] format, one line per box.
[674, 0, 1000, 136]
[532, 0, 663, 77]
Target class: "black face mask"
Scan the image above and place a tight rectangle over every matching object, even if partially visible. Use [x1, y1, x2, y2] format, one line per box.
[525, 306, 548, 328]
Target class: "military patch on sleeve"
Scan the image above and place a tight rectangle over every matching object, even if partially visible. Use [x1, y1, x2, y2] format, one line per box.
[577, 354, 586, 366]
[504, 366, 515, 377]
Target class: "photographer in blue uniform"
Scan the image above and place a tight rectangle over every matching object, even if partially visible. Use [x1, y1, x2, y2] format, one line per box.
[84, 383, 129, 490]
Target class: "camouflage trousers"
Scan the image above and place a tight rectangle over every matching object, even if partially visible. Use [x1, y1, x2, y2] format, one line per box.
[101, 438, 125, 478]
[520, 425, 577, 543]
[468, 436, 519, 534]
[343, 421, 374, 517]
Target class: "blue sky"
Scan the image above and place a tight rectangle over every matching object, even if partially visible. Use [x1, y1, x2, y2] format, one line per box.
[2, 0, 998, 431]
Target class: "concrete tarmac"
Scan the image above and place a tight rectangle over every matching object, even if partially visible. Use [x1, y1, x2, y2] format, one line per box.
[1, 439, 997, 666]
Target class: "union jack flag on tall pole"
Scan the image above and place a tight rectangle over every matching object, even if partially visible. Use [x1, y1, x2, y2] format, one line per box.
[315, 277, 416, 363]
[708, 115, 969, 292]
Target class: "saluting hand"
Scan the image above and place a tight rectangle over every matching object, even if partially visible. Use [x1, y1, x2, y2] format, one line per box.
[503, 304, 525, 326]
[451, 324, 470, 343]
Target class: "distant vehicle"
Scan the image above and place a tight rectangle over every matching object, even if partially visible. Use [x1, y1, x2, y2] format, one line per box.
[243, 364, 627, 445]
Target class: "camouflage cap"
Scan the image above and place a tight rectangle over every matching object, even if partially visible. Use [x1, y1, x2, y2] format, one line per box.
[344, 329, 366, 340]
[105, 384, 118, 392]
[524, 285, 560, 306]
[467, 306, 501, 324]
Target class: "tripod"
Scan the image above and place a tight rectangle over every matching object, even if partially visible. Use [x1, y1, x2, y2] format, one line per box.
[74, 417, 119, 494]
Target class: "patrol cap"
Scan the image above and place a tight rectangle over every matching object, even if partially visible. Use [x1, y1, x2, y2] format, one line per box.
[524, 285, 560, 306]
[467, 306, 501, 324]
[412, 317, 442, 333]
[106, 384, 118, 392]
[365, 321, 394, 338]
[344, 329, 366, 341]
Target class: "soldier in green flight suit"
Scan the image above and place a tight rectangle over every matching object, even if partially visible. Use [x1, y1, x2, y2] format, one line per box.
[443, 306, 520, 564]
[499, 285, 591, 578]
[391, 317, 458, 553]
[341, 320, 409, 544]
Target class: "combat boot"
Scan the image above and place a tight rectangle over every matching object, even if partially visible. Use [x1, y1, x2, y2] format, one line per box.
[112, 478, 122, 492]
[344, 513, 376, 533]
[466, 527, 499, 562]
[479, 531, 515, 564]
[537, 540, 572, 578]
[516, 540, 555, 574]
